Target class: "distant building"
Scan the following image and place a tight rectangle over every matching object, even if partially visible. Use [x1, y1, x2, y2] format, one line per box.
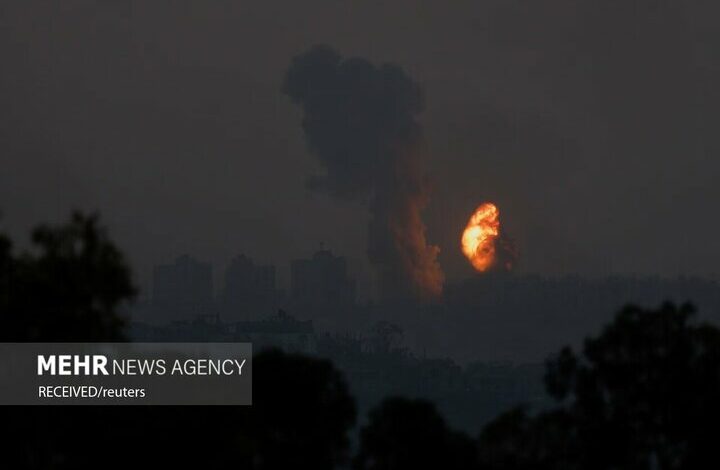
[152, 255, 213, 321]
[290, 249, 356, 327]
[221, 254, 278, 320]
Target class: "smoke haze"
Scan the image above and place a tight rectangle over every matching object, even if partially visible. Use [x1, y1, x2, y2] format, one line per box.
[2, 1, 720, 293]
[283, 46, 443, 298]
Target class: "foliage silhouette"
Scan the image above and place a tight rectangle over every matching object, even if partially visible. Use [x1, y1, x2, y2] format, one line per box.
[250, 349, 357, 469]
[354, 396, 477, 470]
[1, 215, 356, 469]
[479, 302, 720, 469]
[0, 212, 134, 341]
[3, 214, 720, 469]
[477, 407, 574, 469]
[6, 351, 356, 469]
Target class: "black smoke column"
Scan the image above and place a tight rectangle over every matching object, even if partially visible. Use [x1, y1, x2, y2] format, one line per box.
[283, 45, 444, 299]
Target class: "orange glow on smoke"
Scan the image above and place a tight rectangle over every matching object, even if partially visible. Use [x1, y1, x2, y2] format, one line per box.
[461, 202, 500, 272]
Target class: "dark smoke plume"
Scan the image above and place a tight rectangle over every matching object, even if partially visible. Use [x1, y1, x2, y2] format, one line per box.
[283, 45, 444, 298]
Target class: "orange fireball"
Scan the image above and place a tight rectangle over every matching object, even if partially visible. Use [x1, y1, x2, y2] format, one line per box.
[461, 202, 500, 272]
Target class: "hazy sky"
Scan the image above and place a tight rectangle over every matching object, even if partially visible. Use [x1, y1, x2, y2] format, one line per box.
[1, 1, 719, 296]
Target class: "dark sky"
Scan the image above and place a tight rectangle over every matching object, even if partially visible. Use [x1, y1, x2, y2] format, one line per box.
[1, 1, 719, 297]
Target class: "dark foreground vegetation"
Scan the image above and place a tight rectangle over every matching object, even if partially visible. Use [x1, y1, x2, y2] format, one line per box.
[2, 214, 719, 469]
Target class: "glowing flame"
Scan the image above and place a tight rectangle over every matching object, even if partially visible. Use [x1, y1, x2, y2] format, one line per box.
[461, 202, 500, 272]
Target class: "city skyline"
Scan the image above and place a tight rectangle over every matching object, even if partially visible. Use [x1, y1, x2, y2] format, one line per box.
[3, 2, 720, 294]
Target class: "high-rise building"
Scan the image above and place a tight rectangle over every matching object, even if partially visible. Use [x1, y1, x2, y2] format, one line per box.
[221, 254, 278, 320]
[152, 255, 213, 321]
[290, 249, 356, 325]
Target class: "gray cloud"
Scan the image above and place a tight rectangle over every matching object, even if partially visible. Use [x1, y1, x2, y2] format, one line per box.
[284, 45, 443, 298]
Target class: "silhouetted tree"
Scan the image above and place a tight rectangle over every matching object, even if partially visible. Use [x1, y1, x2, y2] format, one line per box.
[251, 349, 357, 469]
[477, 407, 574, 470]
[354, 397, 477, 470]
[0, 213, 135, 468]
[5, 350, 356, 469]
[29, 350, 355, 470]
[0, 212, 135, 341]
[479, 302, 720, 469]
[1, 215, 357, 470]
[7, 213, 720, 470]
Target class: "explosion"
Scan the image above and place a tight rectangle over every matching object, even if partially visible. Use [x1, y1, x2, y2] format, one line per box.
[461, 202, 501, 272]
[284, 45, 444, 299]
